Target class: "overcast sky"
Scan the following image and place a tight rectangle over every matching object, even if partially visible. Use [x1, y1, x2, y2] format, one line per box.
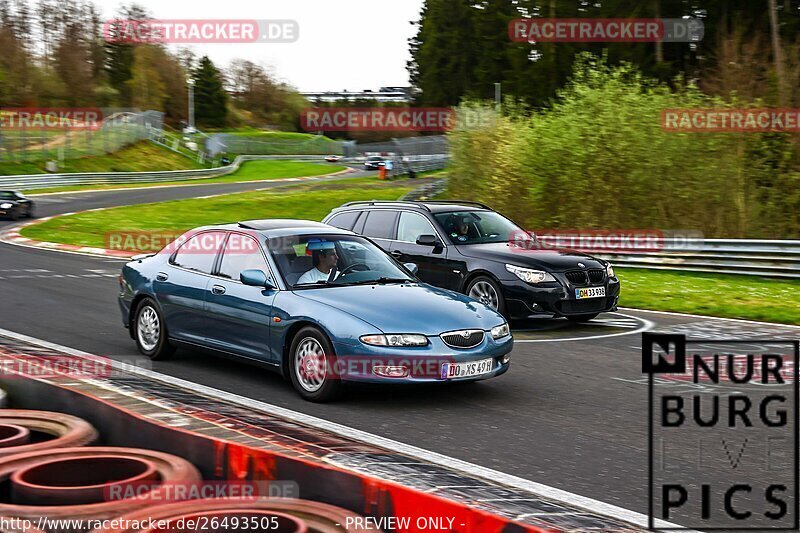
[93, 0, 424, 92]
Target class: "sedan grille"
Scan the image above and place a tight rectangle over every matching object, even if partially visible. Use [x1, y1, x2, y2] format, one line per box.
[441, 330, 484, 349]
[565, 270, 588, 285]
[588, 269, 605, 284]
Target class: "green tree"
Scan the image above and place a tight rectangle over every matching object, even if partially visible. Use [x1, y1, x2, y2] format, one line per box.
[408, 0, 477, 105]
[192, 56, 228, 128]
[127, 45, 166, 110]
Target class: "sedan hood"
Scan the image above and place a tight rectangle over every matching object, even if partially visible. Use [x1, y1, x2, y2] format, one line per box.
[455, 242, 604, 272]
[295, 283, 503, 335]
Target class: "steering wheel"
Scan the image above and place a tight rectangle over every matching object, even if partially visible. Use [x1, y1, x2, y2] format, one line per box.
[338, 263, 371, 277]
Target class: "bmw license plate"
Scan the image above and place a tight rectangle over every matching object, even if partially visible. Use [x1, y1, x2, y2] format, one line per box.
[575, 287, 606, 299]
[441, 358, 494, 380]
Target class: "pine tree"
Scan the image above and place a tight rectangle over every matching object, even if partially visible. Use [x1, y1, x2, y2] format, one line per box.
[192, 56, 228, 128]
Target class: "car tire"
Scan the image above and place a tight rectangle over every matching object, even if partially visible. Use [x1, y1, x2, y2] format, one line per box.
[566, 313, 599, 322]
[9, 207, 20, 221]
[133, 298, 174, 360]
[466, 276, 507, 317]
[289, 326, 343, 403]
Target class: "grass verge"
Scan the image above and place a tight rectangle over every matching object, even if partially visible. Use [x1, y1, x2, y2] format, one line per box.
[24, 161, 347, 194]
[0, 142, 204, 177]
[617, 268, 800, 325]
[20, 177, 431, 249]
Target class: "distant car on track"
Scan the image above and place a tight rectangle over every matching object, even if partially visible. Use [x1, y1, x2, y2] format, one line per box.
[323, 201, 620, 322]
[0, 191, 34, 220]
[324, 155, 342, 162]
[363, 156, 386, 170]
[118, 220, 512, 402]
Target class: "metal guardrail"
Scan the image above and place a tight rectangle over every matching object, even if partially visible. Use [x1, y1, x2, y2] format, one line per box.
[0, 155, 331, 191]
[590, 239, 800, 279]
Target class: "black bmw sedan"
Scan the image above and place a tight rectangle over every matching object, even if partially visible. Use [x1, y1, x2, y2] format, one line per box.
[323, 200, 620, 321]
[0, 191, 34, 220]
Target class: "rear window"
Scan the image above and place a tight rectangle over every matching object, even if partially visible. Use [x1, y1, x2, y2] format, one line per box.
[362, 210, 398, 240]
[327, 211, 360, 231]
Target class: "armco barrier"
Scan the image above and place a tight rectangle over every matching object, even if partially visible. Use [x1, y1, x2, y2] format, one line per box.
[592, 238, 800, 279]
[0, 155, 334, 191]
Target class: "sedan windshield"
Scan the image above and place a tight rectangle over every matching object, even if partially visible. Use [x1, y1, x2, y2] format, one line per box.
[268, 234, 414, 288]
[433, 210, 531, 245]
[0, 192, 16, 200]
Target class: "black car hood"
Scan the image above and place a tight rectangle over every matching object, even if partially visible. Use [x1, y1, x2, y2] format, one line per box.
[455, 242, 604, 272]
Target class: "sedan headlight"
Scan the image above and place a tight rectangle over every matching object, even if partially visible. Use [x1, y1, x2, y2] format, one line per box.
[491, 323, 510, 339]
[606, 263, 615, 278]
[0, 203, 12, 209]
[360, 334, 429, 347]
[505, 264, 556, 284]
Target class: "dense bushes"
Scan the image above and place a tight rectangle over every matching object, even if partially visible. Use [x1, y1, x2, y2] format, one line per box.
[448, 54, 800, 238]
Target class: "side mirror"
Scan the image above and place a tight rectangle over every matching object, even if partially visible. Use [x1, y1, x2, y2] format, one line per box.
[403, 262, 419, 275]
[416, 234, 439, 246]
[240, 269, 276, 290]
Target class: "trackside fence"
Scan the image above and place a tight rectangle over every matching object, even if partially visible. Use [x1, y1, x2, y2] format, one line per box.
[0, 155, 330, 191]
[591, 239, 800, 279]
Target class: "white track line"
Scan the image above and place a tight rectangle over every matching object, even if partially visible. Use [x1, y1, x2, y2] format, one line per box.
[514, 312, 655, 343]
[621, 307, 800, 329]
[0, 326, 689, 531]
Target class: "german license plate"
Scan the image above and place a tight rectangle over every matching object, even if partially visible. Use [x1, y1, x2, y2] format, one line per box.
[575, 287, 606, 299]
[441, 358, 494, 380]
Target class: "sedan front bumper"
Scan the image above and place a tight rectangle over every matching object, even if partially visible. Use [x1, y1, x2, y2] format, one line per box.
[502, 277, 621, 319]
[331, 334, 512, 384]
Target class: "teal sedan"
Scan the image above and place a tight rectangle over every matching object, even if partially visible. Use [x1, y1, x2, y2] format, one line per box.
[118, 220, 512, 402]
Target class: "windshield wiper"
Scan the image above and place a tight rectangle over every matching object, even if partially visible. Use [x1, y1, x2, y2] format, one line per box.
[338, 277, 412, 286]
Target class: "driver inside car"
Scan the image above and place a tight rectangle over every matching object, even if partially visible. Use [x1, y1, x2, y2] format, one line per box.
[297, 240, 339, 284]
[449, 214, 475, 243]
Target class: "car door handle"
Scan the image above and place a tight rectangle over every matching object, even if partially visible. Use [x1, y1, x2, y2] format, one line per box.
[156, 272, 169, 282]
[390, 251, 403, 258]
[211, 285, 226, 295]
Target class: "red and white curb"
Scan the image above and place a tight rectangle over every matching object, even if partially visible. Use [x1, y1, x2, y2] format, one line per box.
[0, 215, 138, 259]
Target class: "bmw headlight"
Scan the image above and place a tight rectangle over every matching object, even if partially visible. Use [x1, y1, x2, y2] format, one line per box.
[360, 334, 429, 347]
[491, 323, 510, 339]
[0, 203, 12, 209]
[505, 264, 555, 284]
[606, 263, 615, 278]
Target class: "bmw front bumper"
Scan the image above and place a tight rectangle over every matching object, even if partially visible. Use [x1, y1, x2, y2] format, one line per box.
[502, 277, 621, 319]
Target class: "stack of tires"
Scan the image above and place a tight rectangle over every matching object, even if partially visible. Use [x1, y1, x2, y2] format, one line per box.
[0, 405, 373, 532]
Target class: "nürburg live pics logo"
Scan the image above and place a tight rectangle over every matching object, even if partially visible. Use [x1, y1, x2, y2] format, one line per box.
[643, 332, 799, 530]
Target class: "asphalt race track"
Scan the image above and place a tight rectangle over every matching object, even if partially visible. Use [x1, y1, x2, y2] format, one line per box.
[2, 177, 797, 527]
